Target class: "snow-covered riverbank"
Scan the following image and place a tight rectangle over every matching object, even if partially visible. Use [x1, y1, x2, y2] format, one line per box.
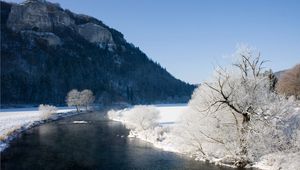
[108, 104, 300, 170]
[0, 107, 76, 152]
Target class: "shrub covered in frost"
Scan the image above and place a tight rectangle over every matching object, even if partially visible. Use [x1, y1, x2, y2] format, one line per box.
[107, 105, 163, 141]
[38, 104, 58, 119]
[122, 105, 160, 131]
[107, 110, 123, 121]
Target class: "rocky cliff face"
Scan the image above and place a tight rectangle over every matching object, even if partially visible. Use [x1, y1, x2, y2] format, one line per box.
[1, 0, 195, 105]
[7, 0, 73, 32]
[6, 0, 114, 46]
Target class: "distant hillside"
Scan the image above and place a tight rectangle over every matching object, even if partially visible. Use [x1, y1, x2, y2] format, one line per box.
[1, 0, 195, 105]
[274, 70, 287, 79]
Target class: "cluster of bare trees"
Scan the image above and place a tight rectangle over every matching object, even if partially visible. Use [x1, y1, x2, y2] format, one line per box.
[66, 89, 95, 112]
[276, 64, 300, 99]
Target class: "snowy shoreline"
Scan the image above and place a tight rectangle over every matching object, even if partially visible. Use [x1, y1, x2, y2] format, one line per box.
[107, 105, 239, 168]
[108, 104, 300, 170]
[0, 107, 77, 152]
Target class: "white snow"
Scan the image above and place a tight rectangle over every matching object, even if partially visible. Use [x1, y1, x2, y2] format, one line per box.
[0, 107, 75, 152]
[72, 120, 88, 124]
[108, 104, 300, 170]
[155, 104, 187, 124]
[254, 152, 300, 170]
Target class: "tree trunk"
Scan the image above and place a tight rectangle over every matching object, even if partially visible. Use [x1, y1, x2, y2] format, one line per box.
[236, 114, 250, 167]
[76, 105, 79, 113]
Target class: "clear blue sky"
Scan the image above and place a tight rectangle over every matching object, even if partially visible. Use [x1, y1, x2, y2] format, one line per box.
[7, 0, 300, 84]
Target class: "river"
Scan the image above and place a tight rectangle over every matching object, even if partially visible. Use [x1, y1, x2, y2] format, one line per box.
[1, 110, 251, 170]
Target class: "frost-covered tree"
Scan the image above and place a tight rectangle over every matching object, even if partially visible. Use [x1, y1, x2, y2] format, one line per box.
[174, 46, 298, 167]
[276, 64, 300, 99]
[66, 89, 80, 112]
[123, 105, 160, 131]
[80, 89, 95, 111]
[263, 69, 278, 92]
[108, 105, 162, 141]
[66, 89, 95, 112]
[107, 109, 122, 120]
[38, 104, 57, 119]
[107, 106, 167, 142]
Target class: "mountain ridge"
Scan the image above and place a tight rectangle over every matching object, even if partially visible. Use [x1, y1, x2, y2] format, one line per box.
[1, 0, 195, 105]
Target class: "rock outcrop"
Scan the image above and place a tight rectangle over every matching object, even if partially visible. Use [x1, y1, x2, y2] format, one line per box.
[6, 0, 117, 47]
[7, 0, 74, 32]
[77, 23, 115, 46]
[6, 0, 115, 47]
[20, 30, 61, 46]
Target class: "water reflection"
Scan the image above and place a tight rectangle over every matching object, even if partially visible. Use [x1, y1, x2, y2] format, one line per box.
[1, 112, 253, 170]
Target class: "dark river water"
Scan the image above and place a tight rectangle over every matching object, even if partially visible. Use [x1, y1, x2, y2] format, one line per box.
[1, 111, 250, 170]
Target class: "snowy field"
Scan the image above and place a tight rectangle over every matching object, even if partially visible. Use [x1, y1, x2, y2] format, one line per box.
[0, 107, 75, 151]
[155, 104, 187, 124]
